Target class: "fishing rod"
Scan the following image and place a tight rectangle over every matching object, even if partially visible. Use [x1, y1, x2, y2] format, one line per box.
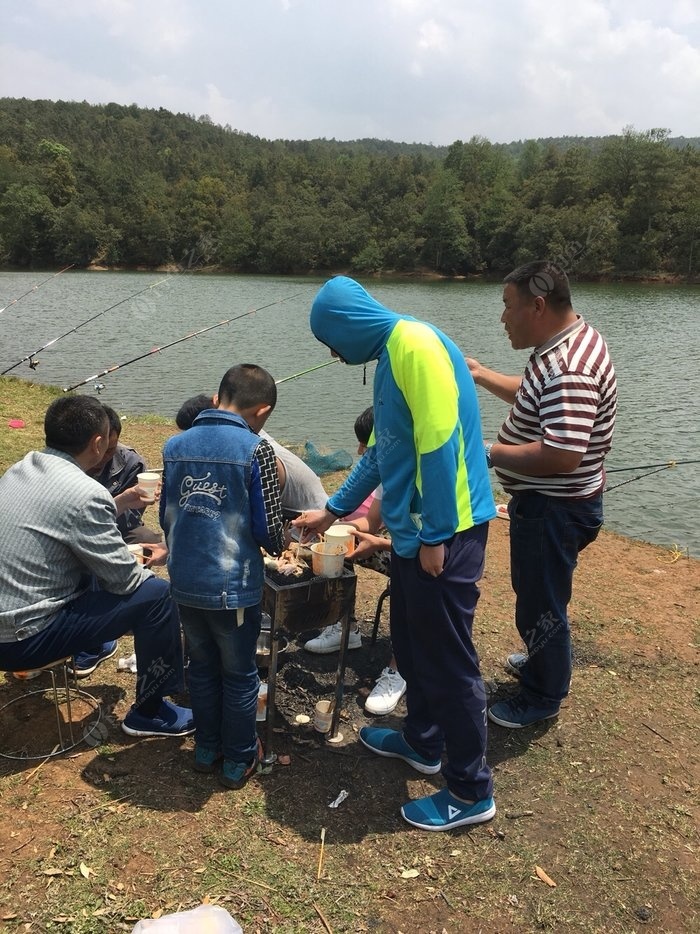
[63, 292, 307, 393]
[605, 459, 699, 473]
[275, 358, 339, 385]
[1, 273, 175, 375]
[0, 264, 75, 315]
[604, 459, 699, 493]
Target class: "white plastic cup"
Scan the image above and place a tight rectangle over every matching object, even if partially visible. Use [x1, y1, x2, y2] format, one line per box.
[127, 543, 145, 565]
[314, 699, 334, 734]
[324, 524, 356, 556]
[136, 471, 160, 504]
[310, 542, 346, 578]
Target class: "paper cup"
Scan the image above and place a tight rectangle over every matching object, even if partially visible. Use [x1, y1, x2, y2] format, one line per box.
[127, 543, 145, 564]
[310, 542, 346, 578]
[324, 524, 356, 556]
[136, 471, 160, 503]
[314, 699, 334, 734]
[256, 683, 268, 722]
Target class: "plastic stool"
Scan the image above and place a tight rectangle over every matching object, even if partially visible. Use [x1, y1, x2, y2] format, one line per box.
[0, 657, 102, 760]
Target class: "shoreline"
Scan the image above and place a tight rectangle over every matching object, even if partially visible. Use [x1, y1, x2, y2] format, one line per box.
[0, 263, 697, 286]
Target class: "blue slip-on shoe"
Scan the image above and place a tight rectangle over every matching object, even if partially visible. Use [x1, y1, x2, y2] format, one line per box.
[193, 745, 222, 774]
[122, 699, 195, 737]
[505, 652, 528, 677]
[67, 640, 119, 678]
[359, 726, 441, 775]
[488, 693, 559, 729]
[401, 788, 496, 832]
[220, 737, 263, 790]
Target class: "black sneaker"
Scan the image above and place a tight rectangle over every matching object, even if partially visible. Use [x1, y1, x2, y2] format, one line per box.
[488, 693, 559, 729]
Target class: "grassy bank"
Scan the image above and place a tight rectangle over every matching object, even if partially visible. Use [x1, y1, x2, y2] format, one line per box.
[0, 377, 698, 933]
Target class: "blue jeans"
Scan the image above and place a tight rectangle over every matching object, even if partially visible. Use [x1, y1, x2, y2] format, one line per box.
[0, 577, 183, 710]
[390, 525, 493, 802]
[178, 603, 261, 763]
[509, 491, 603, 709]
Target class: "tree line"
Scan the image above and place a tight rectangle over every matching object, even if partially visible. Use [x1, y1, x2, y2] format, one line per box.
[0, 97, 698, 278]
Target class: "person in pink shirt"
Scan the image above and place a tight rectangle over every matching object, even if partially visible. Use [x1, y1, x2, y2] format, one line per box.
[304, 408, 406, 715]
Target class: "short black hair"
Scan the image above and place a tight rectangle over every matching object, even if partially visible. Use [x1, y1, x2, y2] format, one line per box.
[102, 404, 123, 437]
[175, 393, 214, 431]
[503, 261, 572, 310]
[45, 396, 110, 455]
[354, 406, 374, 446]
[218, 364, 277, 411]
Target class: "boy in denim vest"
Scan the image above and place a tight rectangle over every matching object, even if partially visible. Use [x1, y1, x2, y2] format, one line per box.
[160, 364, 285, 788]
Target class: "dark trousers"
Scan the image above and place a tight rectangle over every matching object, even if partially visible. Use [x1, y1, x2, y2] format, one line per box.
[390, 524, 493, 802]
[0, 577, 183, 710]
[509, 491, 603, 709]
[179, 604, 261, 763]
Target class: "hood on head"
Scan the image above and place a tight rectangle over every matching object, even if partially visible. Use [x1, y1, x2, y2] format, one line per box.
[310, 277, 405, 365]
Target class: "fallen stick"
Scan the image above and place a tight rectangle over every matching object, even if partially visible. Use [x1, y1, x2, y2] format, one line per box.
[641, 722, 672, 744]
[11, 835, 35, 853]
[24, 745, 60, 782]
[317, 827, 326, 882]
[85, 793, 133, 813]
[216, 868, 278, 893]
[313, 902, 333, 933]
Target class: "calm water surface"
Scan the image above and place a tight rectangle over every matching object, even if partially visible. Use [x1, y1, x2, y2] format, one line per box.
[1, 271, 698, 556]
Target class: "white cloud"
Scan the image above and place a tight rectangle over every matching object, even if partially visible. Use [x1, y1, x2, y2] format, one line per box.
[1, 0, 698, 144]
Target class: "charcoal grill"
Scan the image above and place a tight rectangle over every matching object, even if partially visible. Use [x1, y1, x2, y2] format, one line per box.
[260, 565, 357, 763]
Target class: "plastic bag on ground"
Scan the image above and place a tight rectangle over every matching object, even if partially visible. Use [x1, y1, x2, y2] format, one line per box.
[131, 904, 243, 933]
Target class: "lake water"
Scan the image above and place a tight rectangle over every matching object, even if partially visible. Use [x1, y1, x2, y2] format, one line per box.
[1, 270, 698, 556]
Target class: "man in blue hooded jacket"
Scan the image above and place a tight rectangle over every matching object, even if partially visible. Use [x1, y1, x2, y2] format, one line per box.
[294, 277, 496, 831]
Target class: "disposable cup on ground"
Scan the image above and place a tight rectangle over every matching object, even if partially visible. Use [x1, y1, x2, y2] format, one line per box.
[310, 542, 345, 578]
[314, 699, 334, 734]
[136, 471, 160, 503]
[256, 683, 268, 722]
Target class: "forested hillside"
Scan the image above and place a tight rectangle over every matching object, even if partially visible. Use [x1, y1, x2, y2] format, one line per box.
[0, 98, 698, 278]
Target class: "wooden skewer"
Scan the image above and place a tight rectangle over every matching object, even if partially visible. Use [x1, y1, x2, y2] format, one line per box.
[316, 827, 326, 881]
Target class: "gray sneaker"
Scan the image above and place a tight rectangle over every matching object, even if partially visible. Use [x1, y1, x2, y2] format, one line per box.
[505, 652, 527, 677]
[304, 621, 362, 654]
[364, 667, 406, 715]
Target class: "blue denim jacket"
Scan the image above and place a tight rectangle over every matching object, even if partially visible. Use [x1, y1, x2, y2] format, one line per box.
[160, 410, 283, 609]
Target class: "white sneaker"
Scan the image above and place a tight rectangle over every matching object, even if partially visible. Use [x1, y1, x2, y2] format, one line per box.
[304, 621, 362, 654]
[364, 667, 407, 715]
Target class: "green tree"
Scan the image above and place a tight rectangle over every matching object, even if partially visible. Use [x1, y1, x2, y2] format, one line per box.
[420, 169, 481, 273]
[0, 182, 56, 265]
[51, 202, 110, 266]
[36, 138, 77, 207]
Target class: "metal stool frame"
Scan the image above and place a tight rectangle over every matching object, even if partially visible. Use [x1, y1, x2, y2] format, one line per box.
[371, 585, 391, 645]
[0, 658, 102, 761]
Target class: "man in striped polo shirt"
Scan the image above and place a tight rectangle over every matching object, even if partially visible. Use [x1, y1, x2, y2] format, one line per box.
[468, 261, 617, 728]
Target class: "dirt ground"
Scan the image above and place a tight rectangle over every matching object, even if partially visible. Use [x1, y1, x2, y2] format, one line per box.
[0, 513, 697, 933]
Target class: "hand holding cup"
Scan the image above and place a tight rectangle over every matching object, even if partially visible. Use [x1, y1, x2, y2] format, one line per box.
[136, 471, 160, 504]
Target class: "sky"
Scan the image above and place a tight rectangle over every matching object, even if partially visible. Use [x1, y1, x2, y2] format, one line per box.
[1, 0, 699, 146]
